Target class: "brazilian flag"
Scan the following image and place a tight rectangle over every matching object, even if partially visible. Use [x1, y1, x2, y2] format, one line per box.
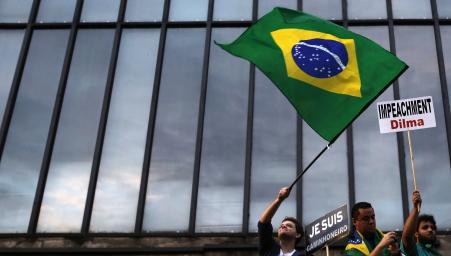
[217, 7, 408, 142]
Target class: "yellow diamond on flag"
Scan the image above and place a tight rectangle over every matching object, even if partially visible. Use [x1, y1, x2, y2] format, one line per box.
[271, 28, 362, 97]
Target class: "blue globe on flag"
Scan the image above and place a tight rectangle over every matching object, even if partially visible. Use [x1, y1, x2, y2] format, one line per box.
[291, 38, 349, 78]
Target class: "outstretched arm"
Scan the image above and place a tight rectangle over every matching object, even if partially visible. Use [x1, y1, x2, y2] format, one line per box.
[259, 187, 291, 223]
[401, 191, 422, 254]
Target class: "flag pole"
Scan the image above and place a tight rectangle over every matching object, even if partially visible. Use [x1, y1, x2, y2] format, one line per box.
[289, 143, 331, 190]
[406, 129, 420, 212]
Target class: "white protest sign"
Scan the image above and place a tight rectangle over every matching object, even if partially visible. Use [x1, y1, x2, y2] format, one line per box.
[377, 96, 436, 134]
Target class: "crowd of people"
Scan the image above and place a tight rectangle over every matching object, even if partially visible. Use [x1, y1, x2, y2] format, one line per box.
[258, 187, 441, 256]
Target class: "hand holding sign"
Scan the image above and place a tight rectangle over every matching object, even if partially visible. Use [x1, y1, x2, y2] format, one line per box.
[413, 190, 422, 212]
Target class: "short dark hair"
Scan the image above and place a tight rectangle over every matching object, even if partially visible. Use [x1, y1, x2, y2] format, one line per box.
[282, 216, 303, 244]
[417, 214, 437, 231]
[351, 202, 373, 219]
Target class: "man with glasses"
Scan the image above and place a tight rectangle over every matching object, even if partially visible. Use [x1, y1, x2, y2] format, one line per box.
[258, 187, 304, 256]
[345, 202, 398, 255]
[400, 191, 441, 256]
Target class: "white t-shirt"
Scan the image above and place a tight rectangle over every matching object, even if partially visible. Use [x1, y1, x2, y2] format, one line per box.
[279, 249, 297, 256]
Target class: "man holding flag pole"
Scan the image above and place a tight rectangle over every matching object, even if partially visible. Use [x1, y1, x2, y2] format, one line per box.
[258, 187, 303, 256]
[401, 191, 442, 256]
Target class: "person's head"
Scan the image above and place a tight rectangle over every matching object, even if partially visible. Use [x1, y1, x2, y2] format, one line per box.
[415, 214, 437, 244]
[351, 202, 376, 237]
[277, 216, 303, 245]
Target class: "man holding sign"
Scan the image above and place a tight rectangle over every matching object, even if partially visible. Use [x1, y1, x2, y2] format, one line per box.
[401, 191, 441, 256]
[345, 202, 398, 255]
[258, 187, 303, 256]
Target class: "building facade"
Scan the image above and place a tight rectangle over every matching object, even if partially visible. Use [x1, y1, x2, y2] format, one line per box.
[0, 0, 450, 255]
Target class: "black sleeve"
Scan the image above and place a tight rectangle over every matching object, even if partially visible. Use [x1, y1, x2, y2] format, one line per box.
[258, 221, 277, 256]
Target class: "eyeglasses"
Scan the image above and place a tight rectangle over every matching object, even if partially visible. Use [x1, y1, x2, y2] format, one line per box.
[355, 215, 376, 222]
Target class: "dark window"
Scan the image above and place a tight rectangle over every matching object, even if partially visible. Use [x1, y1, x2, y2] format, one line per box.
[90, 29, 160, 232]
[0, 30, 69, 232]
[143, 28, 205, 232]
[195, 28, 249, 232]
[37, 29, 115, 233]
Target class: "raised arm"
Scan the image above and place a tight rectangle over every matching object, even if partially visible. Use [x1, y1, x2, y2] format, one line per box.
[401, 191, 422, 254]
[259, 187, 291, 223]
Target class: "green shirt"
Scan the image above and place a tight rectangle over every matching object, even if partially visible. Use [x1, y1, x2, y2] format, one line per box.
[400, 241, 441, 256]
